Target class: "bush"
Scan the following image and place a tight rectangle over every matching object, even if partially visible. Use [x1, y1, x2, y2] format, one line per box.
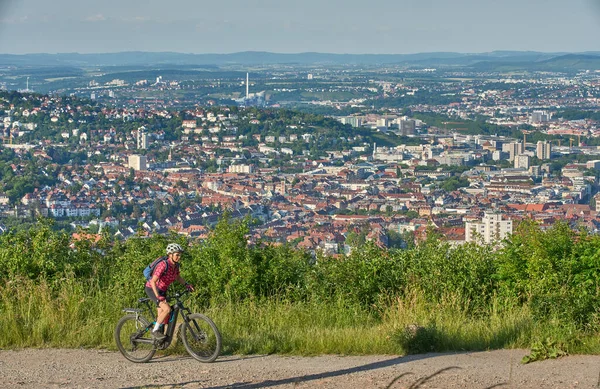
[394, 324, 440, 354]
[1, 215, 600, 353]
[496, 221, 600, 330]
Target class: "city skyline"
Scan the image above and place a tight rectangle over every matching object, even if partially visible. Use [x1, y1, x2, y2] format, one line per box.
[0, 0, 600, 55]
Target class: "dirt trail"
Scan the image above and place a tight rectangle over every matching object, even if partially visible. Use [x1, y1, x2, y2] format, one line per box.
[1, 348, 599, 388]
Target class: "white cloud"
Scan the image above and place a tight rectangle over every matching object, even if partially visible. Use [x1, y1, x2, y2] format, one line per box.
[85, 14, 106, 22]
[0, 16, 29, 24]
[119, 16, 151, 23]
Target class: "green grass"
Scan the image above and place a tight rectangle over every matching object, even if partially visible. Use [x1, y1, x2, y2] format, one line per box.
[0, 278, 118, 348]
[3, 277, 598, 356]
[207, 298, 389, 355]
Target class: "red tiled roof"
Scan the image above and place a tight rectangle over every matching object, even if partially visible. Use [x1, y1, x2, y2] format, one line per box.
[507, 203, 548, 212]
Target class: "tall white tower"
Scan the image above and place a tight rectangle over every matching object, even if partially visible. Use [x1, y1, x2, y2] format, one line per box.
[137, 126, 148, 150]
[246, 73, 249, 99]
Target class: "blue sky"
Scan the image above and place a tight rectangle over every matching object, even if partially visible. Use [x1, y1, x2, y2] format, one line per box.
[1, 0, 600, 54]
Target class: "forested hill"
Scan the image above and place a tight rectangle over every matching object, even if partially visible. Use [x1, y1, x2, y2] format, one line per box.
[470, 54, 600, 72]
[1, 51, 596, 68]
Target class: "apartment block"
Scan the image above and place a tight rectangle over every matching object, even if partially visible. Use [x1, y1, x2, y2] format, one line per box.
[514, 154, 530, 169]
[536, 141, 552, 160]
[228, 164, 254, 174]
[503, 142, 524, 162]
[465, 213, 513, 244]
[128, 154, 147, 171]
[137, 126, 148, 149]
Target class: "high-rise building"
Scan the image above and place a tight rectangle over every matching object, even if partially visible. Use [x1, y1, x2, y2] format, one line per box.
[503, 142, 524, 161]
[529, 165, 542, 177]
[137, 126, 148, 150]
[340, 116, 362, 127]
[530, 110, 551, 124]
[399, 119, 416, 136]
[376, 118, 389, 128]
[514, 154, 530, 169]
[128, 155, 147, 171]
[536, 141, 552, 160]
[465, 213, 513, 244]
[492, 150, 506, 161]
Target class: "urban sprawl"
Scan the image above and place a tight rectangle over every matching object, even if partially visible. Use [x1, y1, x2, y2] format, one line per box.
[1, 63, 600, 254]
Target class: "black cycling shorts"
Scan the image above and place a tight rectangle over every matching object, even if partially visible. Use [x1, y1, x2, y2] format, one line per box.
[145, 286, 166, 306]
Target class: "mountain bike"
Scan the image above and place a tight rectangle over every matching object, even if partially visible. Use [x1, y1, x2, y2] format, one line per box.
[115, 289, 221, 363]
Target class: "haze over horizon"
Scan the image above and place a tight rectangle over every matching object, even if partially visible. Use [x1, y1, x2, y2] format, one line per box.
[0, 0, 600, 55]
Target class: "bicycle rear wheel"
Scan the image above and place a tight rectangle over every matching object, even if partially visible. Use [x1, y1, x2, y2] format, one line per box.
[181, 313, 222, 363]
[114, 314, 156, 363]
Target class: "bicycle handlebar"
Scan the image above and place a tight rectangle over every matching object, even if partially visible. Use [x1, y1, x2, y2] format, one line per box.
[166, 288, 191, 302]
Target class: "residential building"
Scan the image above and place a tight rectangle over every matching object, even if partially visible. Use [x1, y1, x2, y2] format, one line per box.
[137, 126, 148, 149]
[514, 155, 530, 169]
[465, 213, 513, 244]
[586, 160, 600, 170]
[128, 154, 147, 171]
[399, 119, 416, 136]
[228, 164, 254, 174]
[530, 110, 551, 123]
[503, 142, 524, 162]
[536, 141, 552, 160]
[340, 116, 362, 128]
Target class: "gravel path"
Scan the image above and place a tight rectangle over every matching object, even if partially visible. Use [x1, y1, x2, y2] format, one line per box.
[1, 348, 599, 388]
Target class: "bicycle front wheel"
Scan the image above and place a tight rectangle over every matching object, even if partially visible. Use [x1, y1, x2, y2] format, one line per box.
[114, 314, 156, 363]
[181, 313, 222, 363]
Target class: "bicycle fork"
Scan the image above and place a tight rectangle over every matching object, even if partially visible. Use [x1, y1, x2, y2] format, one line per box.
[182, 311, 207, 343]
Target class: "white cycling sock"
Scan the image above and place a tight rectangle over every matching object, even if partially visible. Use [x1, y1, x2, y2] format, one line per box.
[153, 322, 161, 332]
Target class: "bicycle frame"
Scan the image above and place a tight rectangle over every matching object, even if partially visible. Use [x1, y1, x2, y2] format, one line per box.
[122, 291, 196, 347]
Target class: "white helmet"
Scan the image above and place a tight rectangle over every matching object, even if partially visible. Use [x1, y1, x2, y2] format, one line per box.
[166, 243, 184, 255]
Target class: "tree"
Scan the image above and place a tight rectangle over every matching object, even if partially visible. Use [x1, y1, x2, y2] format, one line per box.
[127, 168, 135, 184]
[405, 210, 419, 220]
[132, 205, 142, 220]
[440, 177, 470, 192]
[345, 225, 369, 248]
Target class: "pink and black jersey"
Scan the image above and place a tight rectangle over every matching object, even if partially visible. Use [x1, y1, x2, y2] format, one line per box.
[145, 259, 180, 292]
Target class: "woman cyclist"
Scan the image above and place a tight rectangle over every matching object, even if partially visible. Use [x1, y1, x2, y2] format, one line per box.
[145, 243, 194, 339]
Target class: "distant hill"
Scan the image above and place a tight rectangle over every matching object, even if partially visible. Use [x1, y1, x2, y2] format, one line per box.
[537, 54, 600, 71]
[0, 51, 597, 71]
[0, 51, 475, 67]
[470, 54, 600, 72]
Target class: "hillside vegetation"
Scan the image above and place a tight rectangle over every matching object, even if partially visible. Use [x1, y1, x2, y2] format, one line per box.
[0, 217, 599, 356]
